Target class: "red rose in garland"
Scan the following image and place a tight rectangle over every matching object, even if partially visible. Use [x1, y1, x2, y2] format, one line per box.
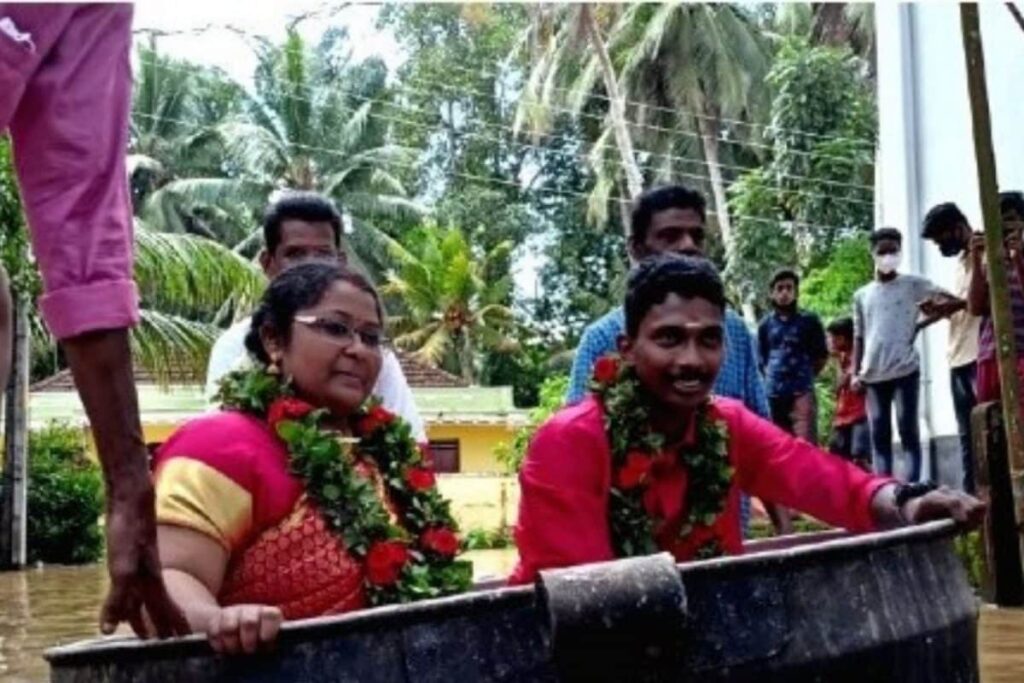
[217, 364, 473, 605]
[267, 397, 315, 431]
[365, 540, 410, 586]
[421, 527, 460, 557]
[616, 452, 653, 489]
[358, 405, 395, 435]
[592, 356, 620, 384]
[405, 467, 436, 492]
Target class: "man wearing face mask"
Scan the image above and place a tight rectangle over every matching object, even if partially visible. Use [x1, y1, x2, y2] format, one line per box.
[920, 203, 979, 493]
[852, 228, 955, 482]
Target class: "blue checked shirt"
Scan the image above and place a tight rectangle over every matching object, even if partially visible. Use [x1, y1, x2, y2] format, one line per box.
[566, 306, 771, 534]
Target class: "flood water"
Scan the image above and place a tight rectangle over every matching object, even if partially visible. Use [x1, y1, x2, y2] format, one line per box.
[1, 553, 1021, 682]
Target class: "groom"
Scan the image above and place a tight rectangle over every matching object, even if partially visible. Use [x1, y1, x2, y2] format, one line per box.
[511, 255, 984, 583]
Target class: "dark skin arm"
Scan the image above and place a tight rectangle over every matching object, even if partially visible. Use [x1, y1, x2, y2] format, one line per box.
[62, 329, 190, 639]
[850, 336, 865, 393]
[809, 316, 829, 376]
[1005, 226, 1024, 288]
[967, 233, 990, 316]
[869, 483, 986, 529]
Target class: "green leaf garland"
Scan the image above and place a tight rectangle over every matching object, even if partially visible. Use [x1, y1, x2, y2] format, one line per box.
[589, 355, 733, 560]
[216, 366, 472, 605]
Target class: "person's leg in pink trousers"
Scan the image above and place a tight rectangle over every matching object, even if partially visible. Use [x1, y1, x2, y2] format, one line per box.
[0, 3, 187, 638]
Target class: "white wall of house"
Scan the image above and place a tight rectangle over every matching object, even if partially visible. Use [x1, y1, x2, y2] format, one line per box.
[876, 2, 1024, 481]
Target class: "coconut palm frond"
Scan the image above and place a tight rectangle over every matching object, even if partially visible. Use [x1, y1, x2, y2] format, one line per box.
[134, 229, 265, 319]
[131, 308, 220, 387]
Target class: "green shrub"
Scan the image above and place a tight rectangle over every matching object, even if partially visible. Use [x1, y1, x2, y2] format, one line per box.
[494, 374, 569, 473]
[27, 422, 104, 564]
[462, 526, 514, 551]
[953, 531, 985, 591]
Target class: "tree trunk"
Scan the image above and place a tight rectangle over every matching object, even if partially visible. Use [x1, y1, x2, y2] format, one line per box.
[696, 112, 756, 324]
[961, 2, 1024, 581]
[0, 295, 29, 569]
[811, 3, 851, 46]
[580, 4, 643, 212]
[459, 332, 475, 385]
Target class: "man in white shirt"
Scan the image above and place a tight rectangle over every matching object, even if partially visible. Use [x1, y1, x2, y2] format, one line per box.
[205, 191, 427, 442]
[920, 203, 981, 492]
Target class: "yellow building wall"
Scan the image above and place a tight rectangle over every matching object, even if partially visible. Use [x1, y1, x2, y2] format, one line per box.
[425, 423, 515, 473]
[437, 474, 519, 533]
[76, 420, 520, 534]
[83, 422, 183, 460]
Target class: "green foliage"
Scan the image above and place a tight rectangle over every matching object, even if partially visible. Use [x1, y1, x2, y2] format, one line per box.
[494, 374, 570, 473]
[480, 336, 563, 408]
[801, 235, 872, 441]
[462, 526, 514, 551]
[801, 234, 873, 322]
[726, 168, 796, 310]
[954, 531, 985, 591]
[766, 38, 875, 263]
[26, 423, 104, 564]
[0, 139, 40, 298]
[728, 39, 875, 312]
[383, 224, 516, 383]
[746, 514, 832, 540]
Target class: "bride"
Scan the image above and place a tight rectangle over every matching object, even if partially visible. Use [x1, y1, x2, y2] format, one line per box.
[151, 261, 469, 653]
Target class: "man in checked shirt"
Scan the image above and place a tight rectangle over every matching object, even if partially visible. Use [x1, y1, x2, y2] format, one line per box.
[566, 184, 791, 535]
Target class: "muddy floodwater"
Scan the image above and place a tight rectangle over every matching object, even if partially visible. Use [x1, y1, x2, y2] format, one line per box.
[1, 552, 1021, 682]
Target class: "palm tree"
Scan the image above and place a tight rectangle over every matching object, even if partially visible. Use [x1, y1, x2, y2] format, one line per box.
[381, 225, 516, 384]
[3, 134, 263, 385]
[131, 225, 265, 383]
[130, 41, 249, 244]
[517, 4, 769, 320]
[606, 4, 771, 258]
[773, 4, 875, 79]
[516, 3, 644, 214]
[141, 27, 425, 279]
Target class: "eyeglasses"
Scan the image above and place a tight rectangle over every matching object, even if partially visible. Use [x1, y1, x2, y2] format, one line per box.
[293, 315, 388, 349]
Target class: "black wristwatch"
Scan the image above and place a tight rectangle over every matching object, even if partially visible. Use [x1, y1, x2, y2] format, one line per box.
[894, 481, 938, 523]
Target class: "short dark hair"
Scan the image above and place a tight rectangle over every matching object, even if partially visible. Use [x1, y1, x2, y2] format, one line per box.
[630, 185, 707, 247]
[769, 267, 799, 289]
[624, 254, 725, 337]
[922, 203, 968, 238]
[263, 191, 343, 254]
[869, 227, 903, 248]
[999, 191, 1024, 220]
[826, 316, 854, 341]
[244, 261, 382, 365]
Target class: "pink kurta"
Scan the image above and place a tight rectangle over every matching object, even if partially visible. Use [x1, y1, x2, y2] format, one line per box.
[510, 396, 892, 584]
[0, 4, 137, 338]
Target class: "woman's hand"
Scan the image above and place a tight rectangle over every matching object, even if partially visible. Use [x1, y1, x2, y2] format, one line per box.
[207, 604, 283, 654]
[901, 486, 986, 529]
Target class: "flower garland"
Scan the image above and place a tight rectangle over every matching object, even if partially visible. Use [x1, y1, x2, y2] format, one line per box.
[215, 367, 472, 605]
[590, 355, 733, 560]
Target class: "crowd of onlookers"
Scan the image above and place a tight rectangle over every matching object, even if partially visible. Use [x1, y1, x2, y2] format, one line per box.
[567, 185, 1024, 500]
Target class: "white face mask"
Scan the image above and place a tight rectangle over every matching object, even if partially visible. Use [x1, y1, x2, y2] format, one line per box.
[875, 252, 901, 274]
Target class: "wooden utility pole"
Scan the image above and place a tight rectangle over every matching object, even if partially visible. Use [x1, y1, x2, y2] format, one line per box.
[960, 2, 1024, 583]
[0, 295, 29, 568]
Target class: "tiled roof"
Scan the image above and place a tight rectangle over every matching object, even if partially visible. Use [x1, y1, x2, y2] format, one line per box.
[30, 350, 468, 393]
[29, 365, 203, 393]
[394, 350, 469, 388]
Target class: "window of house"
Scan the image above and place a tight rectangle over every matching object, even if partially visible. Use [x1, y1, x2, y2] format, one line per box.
[428, 439, 460, 474]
